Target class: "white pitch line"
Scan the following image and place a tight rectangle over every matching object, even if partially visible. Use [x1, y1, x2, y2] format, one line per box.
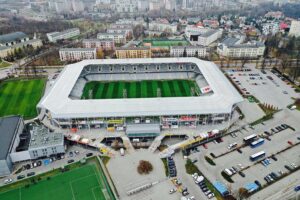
[69, 182, 76, 200]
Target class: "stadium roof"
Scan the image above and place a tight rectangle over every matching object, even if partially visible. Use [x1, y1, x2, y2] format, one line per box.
[38, 58, 243, 118]
[0, 116, 21, 160]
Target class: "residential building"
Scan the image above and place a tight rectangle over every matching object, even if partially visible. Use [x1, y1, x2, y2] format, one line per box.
[106, 28, 133, 38]
[59, 48, 97, 61]
[185, 25, 208, 38]
[170, 46, 207, 58]
[189, 29, 222, 46]
[47, 28, 80, 43]
[289, 20, 300, 37]
[114, 0, 138, 13]
[262, 22, 279, 35]
[97, 33, 127, 44]
[115, 47, 151, 58]
[149, 19, 177, 33]
[217, 37, 265, 58]
[82, 39, 115, 50]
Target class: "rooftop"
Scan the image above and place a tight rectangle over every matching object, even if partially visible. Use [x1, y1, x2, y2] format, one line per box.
[115, 47, 150, 50]
[38, 58, 243, 118]
[0, 32, 27, 44]
[0, 116, 22, 160]
[28, 125, 64, 150]
[59, 48, 96, 52]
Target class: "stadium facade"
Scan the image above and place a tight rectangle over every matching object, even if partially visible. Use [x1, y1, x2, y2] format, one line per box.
[38, 58, 243, 133]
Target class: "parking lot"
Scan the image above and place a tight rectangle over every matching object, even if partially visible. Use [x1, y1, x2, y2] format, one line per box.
[225, 65, 299, 109]
[188, 109, 300, 199]
[0, 145, 95, 187]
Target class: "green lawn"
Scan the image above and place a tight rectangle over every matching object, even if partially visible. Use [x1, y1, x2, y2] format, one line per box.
[0, 79, 46, 119]
[0, 163, 115, 200]
[81, 79, 201, 99]
[0, 61, 11, 68]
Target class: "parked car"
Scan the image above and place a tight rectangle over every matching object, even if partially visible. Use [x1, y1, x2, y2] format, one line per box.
[17, 175, 25, 181]
[86, 152, 93, 157]
[3, 178, 13, 184]
[271, 155, 278, 161]
[295, 185, 300, 192]
[254, 180, 262, 188]
[169, 188, 176, 194]
[237, 148, 243, 154]
[68, 159, 74, 164]
[238, 171, 245, 177]
[27, 172, 35, 177]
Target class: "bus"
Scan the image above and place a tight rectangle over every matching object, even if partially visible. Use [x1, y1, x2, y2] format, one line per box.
[243, 134, 258, 144]
[250, 138, 265, 148]
[250, 151, 265, 161]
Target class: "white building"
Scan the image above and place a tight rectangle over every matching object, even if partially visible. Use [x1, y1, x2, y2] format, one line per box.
[262, 22, 279, 35]
[82, 39, 115, 50]
[59, 48, 97, 61]
[170, 46, 207, 58]
[189, 29, 222, 46]
[217, 37, 265, 58]
[114, 0, 138, 13]
[289, 20, 300, 37]
[97, 32, 127, 44]
[47, 28, 80, 43]
[106, 28, 133, 38]
[185, 25, 209, 38]
[149, 20, 177, 33]
[138, 0, 149, 12]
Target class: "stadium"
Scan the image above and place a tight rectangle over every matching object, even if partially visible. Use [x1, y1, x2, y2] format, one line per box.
[38, 58, 243, 135]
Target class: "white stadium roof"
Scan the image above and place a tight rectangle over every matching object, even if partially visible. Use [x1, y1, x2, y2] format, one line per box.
[38, 58, 243, 118]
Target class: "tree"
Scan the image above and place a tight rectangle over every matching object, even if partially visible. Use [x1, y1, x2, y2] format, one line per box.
[183, 47, 187, 57]
[236, 187, 250, 200]
[133, 24, 144, 39]
[137, 160, 153, 174]
[280, 55, 289, 74]
[97, 49, 104, 59]
[241, 57, 248, 69]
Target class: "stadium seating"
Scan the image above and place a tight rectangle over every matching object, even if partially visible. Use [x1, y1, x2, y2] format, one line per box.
[70, 63, 209, 98]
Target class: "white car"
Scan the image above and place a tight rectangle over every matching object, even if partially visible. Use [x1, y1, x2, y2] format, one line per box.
[208, 193, 215, 199]
[4, 178, 13, 184]
[291, 163, 297, 168]
[188, 196, 195, 200]
[192, 173, 198, 180]
[169, 188, 176, 194]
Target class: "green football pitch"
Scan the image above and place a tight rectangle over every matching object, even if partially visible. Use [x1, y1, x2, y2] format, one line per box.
[142, 39, 190, 47]
[0, 79, 45, 119]
[81, 79, 201, 99]
[0, 164, 115, 200]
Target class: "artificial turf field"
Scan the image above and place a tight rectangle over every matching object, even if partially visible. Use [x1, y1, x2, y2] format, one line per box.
[81, 79, 201, 99]
[142, 39, 190, 47]
[0, 164, 115, 200]
[0, 79, 45, 119]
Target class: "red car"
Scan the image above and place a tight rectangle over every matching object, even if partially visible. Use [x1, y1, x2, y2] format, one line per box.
[203, 144, 208, 149]
[288, 141, 293, 145]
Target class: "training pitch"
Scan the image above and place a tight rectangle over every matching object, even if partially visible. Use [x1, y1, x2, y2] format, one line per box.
[0, 163, 115, 200]
[81, 79, 201, 99]
[0, 79, 45, 119]
[142, 39, 190, 47]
